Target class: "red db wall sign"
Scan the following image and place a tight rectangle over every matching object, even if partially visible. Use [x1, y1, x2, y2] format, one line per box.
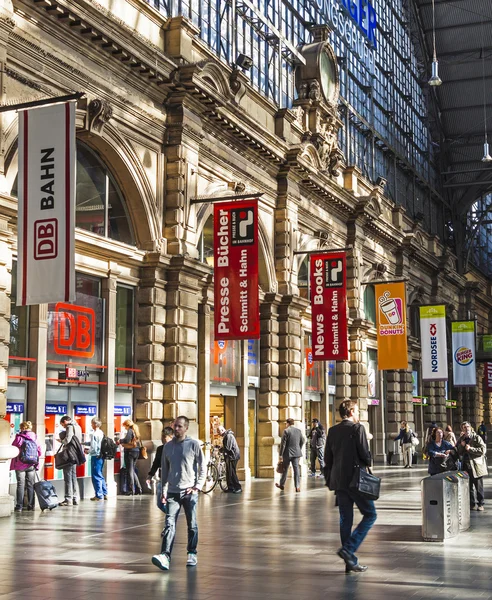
[54, 303, 96, 359]
[310, 252, 348, 361]
[214, 200, 260, 340]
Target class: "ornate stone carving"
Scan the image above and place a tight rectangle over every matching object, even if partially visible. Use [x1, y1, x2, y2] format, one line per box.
[88, 98, 113, 134]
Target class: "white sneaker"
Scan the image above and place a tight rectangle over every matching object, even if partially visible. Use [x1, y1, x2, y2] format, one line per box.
[152, 554, 170, 571]
[186, 553, 197, 567]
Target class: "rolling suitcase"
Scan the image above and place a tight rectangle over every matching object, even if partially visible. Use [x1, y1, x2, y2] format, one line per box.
[412, 451, 418, 465]
[34, 477, 59, 511]
[390, 441, 400, 465]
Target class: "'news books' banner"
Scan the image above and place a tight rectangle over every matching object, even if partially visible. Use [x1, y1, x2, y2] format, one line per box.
[420, 305, 448, 381]
[485, 363, 492, 393]
[452, 321, 477, 387]
[17, 102, 76, 306]
[375, 282, 408, 370]
[310, 252, 348, 361]
[214, 199, 260, 340]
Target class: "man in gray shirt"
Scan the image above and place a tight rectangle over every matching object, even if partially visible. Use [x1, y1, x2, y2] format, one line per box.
[276, 418, 306, 493]
[152, 416, 206, 571]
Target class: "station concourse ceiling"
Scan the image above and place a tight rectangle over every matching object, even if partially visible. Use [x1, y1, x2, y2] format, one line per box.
[412, 0, 492, 214]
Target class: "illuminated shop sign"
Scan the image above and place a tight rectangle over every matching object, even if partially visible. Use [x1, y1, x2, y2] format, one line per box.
[45, 404, 68, 414]
[114, 406, 132, 416]
[6, 403, 24, 414]
[74, 405, 97, 416]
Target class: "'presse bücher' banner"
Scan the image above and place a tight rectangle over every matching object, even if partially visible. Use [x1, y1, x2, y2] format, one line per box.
[310, 252, 348, 361]
[214, 199, 259, 340]
[420, 305, 448, 381]
[17, 102, 76, 306]
[375, 282, 408, 370]
[452, 321, 477, 387]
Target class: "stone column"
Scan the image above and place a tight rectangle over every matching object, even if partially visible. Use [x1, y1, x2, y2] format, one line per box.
[136, 255, 167, 444]
[27, 305, 48, 451]
[197, 297, 211, 443]
[0, 214, 15, 516]
[258, 293, 281, 478]
[99, 270, 118, 496]
[162, 256, 210, 438]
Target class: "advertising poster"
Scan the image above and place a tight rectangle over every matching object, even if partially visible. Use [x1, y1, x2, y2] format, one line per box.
[375, 282, 408, 370]
[420, 305, 448, 381]
[485, 363, 492, 393]
[451, 321, 477, 387]
[310, 252, 348, 361]
[17, 102, 76, 306]
[214, 200, 259, 340]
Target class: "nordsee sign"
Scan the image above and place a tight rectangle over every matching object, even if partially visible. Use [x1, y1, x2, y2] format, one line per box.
[311, 0, 377, 72]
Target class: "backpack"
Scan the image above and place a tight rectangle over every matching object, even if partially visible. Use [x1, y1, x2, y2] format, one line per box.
[19, 436, 39, 465]
[100, 436, 117, 460]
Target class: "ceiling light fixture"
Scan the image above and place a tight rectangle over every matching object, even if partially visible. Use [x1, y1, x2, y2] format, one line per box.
[428, 0, 442, 86]
[481, 20, 492, 162]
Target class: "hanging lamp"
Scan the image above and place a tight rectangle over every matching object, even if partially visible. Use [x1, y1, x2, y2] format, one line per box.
[428, 0, 442, 86]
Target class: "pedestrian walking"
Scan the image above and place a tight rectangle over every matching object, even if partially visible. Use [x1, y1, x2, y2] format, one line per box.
[58, 415, 84, 506]
[11, 421, 42, 512]
[275, 418, 306, 492]
[427, 427, 454, 475]
[84, 418, 108, 501]
[456, 421, 488, 511]
[217, 425, 242, 493]
[443, 425, 457, 446]
[477, 421, 487, 444]
[118, 419, 143, 496]
[324, 400, 377, 573]
[308, 419, 326, 476]
[152, 416, 206, 571]
[394, 421, 417, 468]
[146, 426, 174, 513]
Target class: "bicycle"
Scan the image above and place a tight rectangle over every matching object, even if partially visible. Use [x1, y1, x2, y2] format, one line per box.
[201, 442, 228, 493]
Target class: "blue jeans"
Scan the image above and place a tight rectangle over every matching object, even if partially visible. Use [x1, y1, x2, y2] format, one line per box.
[161, 491, 199, 558]
[91, 457, 108, 499]
[337, 489, 377, 559]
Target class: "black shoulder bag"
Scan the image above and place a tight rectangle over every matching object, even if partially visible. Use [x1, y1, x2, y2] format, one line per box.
[349, 424, 381, 501]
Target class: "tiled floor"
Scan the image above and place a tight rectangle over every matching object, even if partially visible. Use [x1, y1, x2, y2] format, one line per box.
[1, 465, 491, 599]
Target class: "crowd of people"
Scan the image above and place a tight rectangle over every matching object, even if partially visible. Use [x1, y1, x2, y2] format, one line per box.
[9, 406, 489, 575]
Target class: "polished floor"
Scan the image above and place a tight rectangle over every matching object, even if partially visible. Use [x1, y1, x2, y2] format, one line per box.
[1, 464, 491, 600]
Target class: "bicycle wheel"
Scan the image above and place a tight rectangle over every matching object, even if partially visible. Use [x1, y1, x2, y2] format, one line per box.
[201, 463, 218, 494]
[218, 463, 229, 492]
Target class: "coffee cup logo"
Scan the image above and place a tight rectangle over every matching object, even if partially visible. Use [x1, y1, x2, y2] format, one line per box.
[379, 291, 402, 325]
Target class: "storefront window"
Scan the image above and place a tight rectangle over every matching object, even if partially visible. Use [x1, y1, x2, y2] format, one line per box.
[9, 263, 29, 359]
[364, 286, 376, 323]
[10, 142, 134, 246]
[367, 348, 379, 402]
[116, 286, 134, 369]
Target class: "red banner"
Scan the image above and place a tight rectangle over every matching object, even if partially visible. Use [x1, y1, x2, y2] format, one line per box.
[485, 363, 492, 393]
[310, 252, 348, 361]
[214, 200, 259, 340]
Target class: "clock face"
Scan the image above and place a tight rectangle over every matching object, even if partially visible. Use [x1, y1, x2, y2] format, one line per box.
[319, 49, 337, 103]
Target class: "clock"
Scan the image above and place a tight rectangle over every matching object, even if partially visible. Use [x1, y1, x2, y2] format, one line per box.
[319, 47, 338, 103]
[295, 41, 340, 105]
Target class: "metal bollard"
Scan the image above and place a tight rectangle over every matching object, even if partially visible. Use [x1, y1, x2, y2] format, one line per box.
[422, 472, 460, 541]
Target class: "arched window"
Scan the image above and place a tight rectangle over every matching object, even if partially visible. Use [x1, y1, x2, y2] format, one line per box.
[10, 140, 134, 245]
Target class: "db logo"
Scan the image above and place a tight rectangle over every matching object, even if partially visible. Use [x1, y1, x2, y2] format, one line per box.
[34, 219, 58, 260]
[54, 303, 95, 358]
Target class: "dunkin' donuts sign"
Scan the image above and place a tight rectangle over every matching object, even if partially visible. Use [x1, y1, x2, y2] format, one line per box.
[214, 200, 260, 340]
[310, 252, 348, 361]
[375, 282, 408, 370]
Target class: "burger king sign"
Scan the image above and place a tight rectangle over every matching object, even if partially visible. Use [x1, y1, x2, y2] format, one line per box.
[451, 321, 477, 387]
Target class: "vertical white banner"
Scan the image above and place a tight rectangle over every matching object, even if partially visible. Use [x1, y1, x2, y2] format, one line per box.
[452, 321, 477, 387]
[17, 102, 76, 306]
[420, 305, 448, 381]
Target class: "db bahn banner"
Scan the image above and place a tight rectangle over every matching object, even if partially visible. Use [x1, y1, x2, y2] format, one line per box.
[375, 282, 408, 370]
[310, 252, 348, 361]
[452, 321, 476, 387]
[485, 363, 492, 393]
[420, 305, 448, 381]
[214, 199, 259, 340]
[17, 102, 76, 306]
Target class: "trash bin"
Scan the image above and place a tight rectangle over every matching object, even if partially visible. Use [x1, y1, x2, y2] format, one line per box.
[454, 470, 470, 532]
[422, 472, 459, 541]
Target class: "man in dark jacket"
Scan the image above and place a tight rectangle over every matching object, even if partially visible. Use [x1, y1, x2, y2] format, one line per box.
[58, 415, 84, 506]
[324, 400, 377, 573]
[218, 426, 242, 494]
[308, 419, 326, 476]
[276, 418, 306, 492]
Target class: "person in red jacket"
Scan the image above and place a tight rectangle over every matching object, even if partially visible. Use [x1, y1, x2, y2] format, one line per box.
[10, 421, 42, 512]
